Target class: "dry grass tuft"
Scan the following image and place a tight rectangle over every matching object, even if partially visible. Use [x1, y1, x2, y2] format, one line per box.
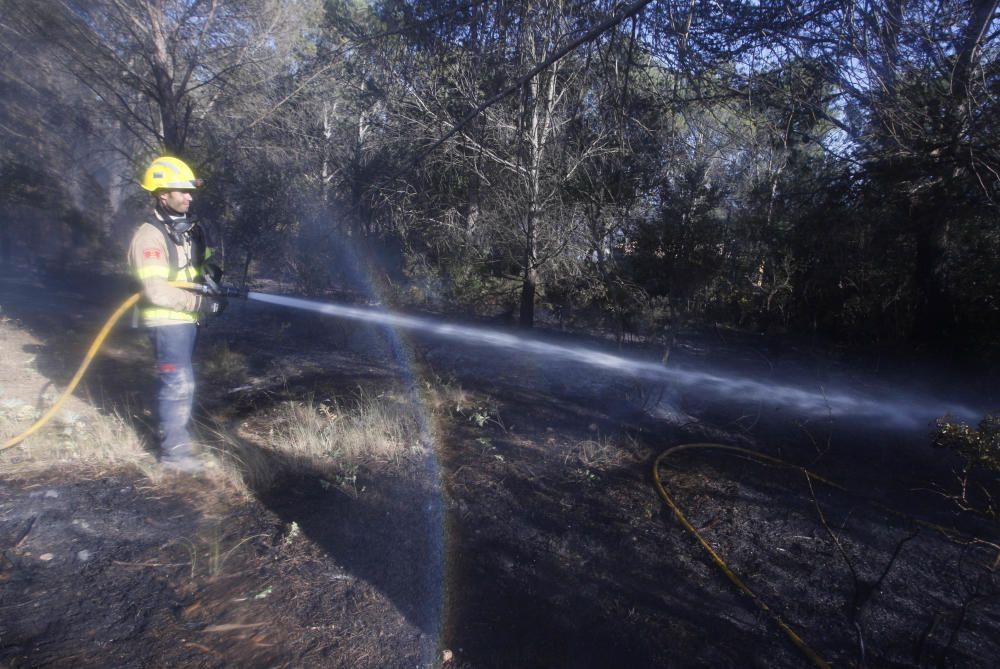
[201, 342, 248, 386]
[1, 386, 426, 493]
[198, 425, 280, 494]
[575, 436, 626, 468]
[0, 318, 156, 477]
[272, 393, 422, 463]
[222, 392, 427, 493]
[565, 434, 632, 482]
[0, 319, 426, 490]
[0, 406, 156, 477]
[420, 373, 472, 415]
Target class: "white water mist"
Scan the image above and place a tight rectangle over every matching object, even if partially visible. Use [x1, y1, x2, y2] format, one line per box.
[248, 292, 979, 430]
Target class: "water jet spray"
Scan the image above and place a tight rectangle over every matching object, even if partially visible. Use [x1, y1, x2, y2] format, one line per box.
[246, 292, 980, 430]
[2, 283, 980, 452]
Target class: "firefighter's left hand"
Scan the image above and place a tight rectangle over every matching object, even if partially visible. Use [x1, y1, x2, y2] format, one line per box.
[204, 262, 223, 285]
[202, 265, 224, 298]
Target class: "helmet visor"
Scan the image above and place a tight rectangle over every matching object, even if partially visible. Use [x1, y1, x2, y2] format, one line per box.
[162, 178, 203, 190]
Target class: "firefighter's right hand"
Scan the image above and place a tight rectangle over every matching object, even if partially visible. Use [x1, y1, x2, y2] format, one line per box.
[200, 295, 227, 316]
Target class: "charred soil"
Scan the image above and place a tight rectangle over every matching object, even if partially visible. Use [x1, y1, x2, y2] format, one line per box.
[1, 266, 998, 668]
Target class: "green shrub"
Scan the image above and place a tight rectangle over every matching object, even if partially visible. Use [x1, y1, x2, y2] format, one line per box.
[934, 413, 1000, 521]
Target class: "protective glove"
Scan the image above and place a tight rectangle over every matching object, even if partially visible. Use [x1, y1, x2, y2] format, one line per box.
[201, 264, 224, 297]
[203, 261, 223, 286]
[199, 295, 227, 317]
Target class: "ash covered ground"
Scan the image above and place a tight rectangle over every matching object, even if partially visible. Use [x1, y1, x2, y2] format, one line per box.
[1, 265, 998, 668]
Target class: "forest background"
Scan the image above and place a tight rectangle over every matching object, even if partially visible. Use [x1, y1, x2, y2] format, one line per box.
[2, 0, 999, 359]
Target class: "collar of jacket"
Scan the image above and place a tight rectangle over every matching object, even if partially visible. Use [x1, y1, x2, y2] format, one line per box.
[154, 205, 193, 242]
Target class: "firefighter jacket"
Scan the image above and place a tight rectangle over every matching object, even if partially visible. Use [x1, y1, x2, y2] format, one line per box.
[128, 209, 215, 327]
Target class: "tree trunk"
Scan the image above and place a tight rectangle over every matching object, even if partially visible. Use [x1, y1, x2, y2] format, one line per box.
[146, 1, 186, 152]
[911, 210, 953, 344]
[519, 192, 538, 327]
[241, 247, 254, 288]
[519, 264, 537, 328]
[517, 60, 556, 329]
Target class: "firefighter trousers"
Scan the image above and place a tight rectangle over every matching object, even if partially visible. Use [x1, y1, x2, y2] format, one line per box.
[150, 323, 198, 459]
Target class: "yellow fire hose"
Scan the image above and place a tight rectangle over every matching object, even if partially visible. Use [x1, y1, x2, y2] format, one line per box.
[654, 444, 833, 667]
[1, 281, 202, 451]
[654, 443, 1000, 668]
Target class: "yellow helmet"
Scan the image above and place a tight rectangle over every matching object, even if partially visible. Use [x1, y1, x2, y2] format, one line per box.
[141, 156, 203, 192]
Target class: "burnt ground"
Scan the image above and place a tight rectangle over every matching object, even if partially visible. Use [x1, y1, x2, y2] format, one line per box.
[1, 263, 999, 668]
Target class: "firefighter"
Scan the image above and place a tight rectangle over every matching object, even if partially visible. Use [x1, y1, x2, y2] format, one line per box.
[128, 157, 224, 472]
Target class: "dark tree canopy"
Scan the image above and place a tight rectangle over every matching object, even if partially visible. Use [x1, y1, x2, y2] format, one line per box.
[2, 0, 999, 354]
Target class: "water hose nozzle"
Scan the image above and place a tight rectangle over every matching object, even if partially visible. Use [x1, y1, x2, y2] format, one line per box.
[197, 276, 247, 299]
[218, 284, 247, 299]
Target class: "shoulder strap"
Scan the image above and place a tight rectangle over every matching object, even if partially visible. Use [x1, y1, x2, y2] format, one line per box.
[146, 217, 179, 281]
